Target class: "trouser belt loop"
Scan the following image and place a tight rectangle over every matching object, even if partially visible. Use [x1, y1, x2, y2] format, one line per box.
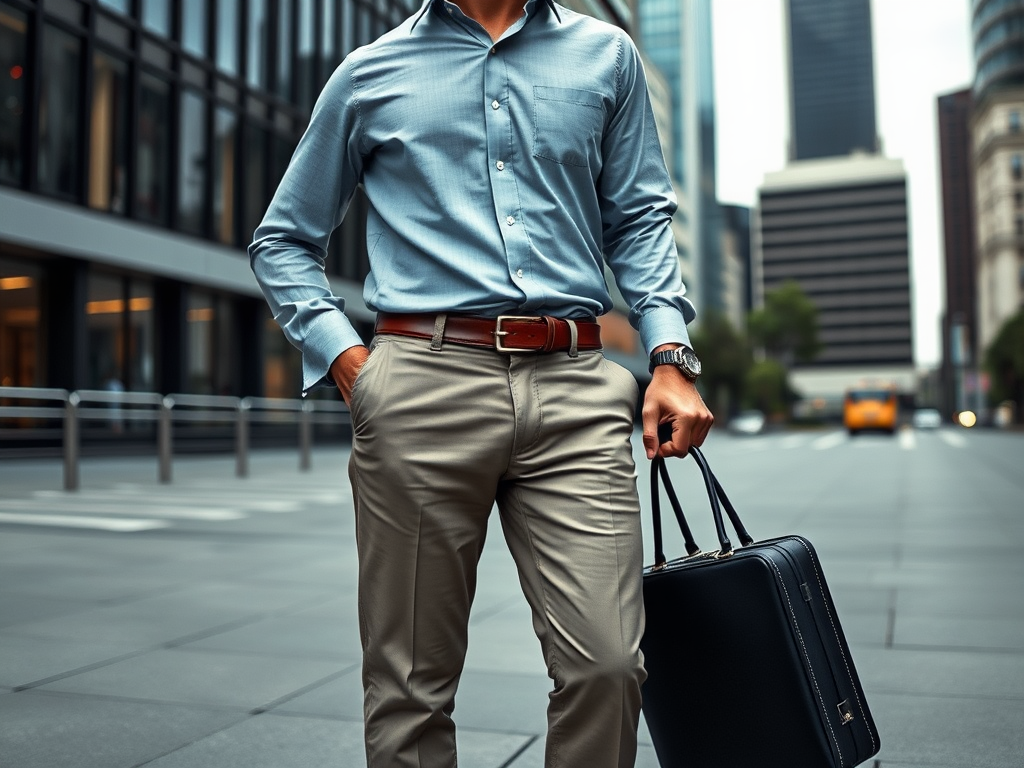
[565, 318, 579, 358]
[430, 313, 447, 351]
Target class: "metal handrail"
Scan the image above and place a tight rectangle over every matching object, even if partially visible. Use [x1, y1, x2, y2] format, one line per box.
[0, 387, 351, 490]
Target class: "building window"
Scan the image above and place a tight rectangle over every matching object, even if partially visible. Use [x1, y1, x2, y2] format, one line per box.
[264, 314, 300, 398]
[98, 0, 129, 14]
[213, 107, 238, 245]
[321, 0, 337, 82]
[181, 0, 207, 58]
[187, 290, 215, 393]
[0, 4, 28, 186]
[136, 73, 171, 224]
[177, 89, 208, 235]
[142, 0, 171, 38]
[246, 0, 269, 89]
[38, 25, 82, 200]
[89, 52, 129, 214]
[86, 271, 125, 391]
[128, 279, 155, 391]
[1012, 110, 1022, 134]
[297, 0, 316, 112]
[1016, 191, 1023, 210]
[0, 257, 42, 388]
[216, 0, 239, 75]
[1013, 154, 1023, 181]
[276, 0, 294, 100]
[244, 124, 269, 240]
[1016, 215, 1023, 236]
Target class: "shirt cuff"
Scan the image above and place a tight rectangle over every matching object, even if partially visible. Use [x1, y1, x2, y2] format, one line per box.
[300, 311, 366, 395]
[638, 306, 693, 357]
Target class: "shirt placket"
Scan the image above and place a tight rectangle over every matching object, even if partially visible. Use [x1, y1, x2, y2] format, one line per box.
[483, 46, 531, 303]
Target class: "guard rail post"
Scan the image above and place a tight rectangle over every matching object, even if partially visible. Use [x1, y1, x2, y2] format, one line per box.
[159, 396, 173, 483]
[299, 401, 313, 471]
[236, 399, 250, 478]
[63, 393, 80, 491]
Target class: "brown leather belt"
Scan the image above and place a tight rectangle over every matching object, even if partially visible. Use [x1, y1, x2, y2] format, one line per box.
[374, 313, 602, 353]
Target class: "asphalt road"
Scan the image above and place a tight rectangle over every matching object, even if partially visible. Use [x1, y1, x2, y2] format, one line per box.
[1, 425, 1022, 768]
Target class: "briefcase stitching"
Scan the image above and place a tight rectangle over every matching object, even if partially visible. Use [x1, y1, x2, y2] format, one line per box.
[792, 537, 878, 755]
[763, 552, 845, 767]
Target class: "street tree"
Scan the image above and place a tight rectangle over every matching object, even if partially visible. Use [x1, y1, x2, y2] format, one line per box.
[985, 309, 1024, 423]
[747, 280, 821, 366]
[690, 309, 752, 419]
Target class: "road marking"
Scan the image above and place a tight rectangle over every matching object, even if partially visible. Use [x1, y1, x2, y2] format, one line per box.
[0, 512, 169, 532]
[780, 435, 806, 449]
[939, 430, 967, 448]
[32, 489, 294, 513]
[899, 428, 916, 451]
[3, 500, 246, 521]
[812, 432, 846, 451]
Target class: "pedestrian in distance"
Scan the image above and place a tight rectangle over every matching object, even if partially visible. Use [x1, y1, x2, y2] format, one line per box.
[249, 1, 713, 766]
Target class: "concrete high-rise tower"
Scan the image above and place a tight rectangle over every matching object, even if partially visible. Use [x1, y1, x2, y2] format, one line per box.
[785, 0, 879, 160]
[639, 0, 723, 314]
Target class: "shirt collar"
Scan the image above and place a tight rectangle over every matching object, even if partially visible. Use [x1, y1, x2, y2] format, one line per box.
[410, 0, 561, 33]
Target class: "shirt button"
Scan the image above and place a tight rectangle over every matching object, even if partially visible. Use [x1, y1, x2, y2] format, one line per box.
[490, 47, 497, 55]
[496, 161, 505, 171]
[506, 216, 515, 226]
[516, 269, 524, 278]
[491, 99, 500, 110]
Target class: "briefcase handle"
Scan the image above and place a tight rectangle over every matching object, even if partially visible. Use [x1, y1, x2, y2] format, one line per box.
[650, 446, 755, 569]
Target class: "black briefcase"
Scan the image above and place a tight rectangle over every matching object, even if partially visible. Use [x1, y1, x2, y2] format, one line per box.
[641, 448, 880, 768]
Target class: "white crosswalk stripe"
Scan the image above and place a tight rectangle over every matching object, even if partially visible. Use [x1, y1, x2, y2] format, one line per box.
[0, 512, 169, 532]
[1, 498, 246, 521]
[939, 430, 968, 448]
[811, 432, 847, 451]
[34, 489, 300, 513]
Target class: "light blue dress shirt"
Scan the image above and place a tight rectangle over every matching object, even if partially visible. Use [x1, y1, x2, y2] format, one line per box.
[250, 0, 696, 393]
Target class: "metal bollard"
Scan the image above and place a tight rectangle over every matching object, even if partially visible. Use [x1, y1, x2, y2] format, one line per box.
[299, 401, 313, 471]
[63, 394, 80, 491]
[159, 397, 173, 483]
[236, 399, 250, 478]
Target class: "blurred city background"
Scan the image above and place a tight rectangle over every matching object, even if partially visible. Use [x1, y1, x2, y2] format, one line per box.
[2, 2, 1024, 767]
[1, 0, 1023, 454]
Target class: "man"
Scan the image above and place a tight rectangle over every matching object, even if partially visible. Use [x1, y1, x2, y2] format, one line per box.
[249, 1, 713, 765]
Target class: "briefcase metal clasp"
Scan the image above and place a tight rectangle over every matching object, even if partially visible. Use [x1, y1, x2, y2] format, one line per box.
[838, 700, 854, 725]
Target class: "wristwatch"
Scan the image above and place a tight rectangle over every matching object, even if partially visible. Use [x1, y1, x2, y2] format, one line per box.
[649, 346, 702, 381]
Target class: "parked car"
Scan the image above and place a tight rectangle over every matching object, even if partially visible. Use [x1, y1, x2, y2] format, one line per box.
[729, 410, 766, 436]
[911, 408, 942, 429]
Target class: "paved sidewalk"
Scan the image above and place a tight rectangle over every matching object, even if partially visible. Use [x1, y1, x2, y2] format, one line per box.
[2, 429, 1023, 767]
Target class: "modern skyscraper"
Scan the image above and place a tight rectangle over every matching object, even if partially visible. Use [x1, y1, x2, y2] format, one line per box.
[936, 89, 977, 416]
[973, 0, 1024, 98]
[756, 156, 915, 400]
[970, 1, 1024, 360]
[785, 0, 879, 161]
[639, 0, 723, 314]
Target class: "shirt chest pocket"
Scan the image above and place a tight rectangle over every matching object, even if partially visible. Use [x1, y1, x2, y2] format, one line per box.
[533, 86, 606, 168]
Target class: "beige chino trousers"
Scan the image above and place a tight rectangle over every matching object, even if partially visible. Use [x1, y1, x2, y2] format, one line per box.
[348, 333, 646, 768]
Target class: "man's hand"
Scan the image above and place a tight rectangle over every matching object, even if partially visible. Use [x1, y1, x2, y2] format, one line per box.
[641, 348, 714, 459]
[330, 345, 371, 406]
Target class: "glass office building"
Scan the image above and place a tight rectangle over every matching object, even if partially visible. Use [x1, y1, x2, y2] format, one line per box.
[973, 0, 1024, 97]
[638, 0, 722, 314]
[0, 0, 419, 402]
[785, 0, 878, 161]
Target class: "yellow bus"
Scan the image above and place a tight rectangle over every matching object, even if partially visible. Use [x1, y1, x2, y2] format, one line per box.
[843, 386, 898, 435]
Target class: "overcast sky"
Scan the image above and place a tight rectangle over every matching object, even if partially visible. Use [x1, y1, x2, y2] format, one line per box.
[711, 0, 975, 368]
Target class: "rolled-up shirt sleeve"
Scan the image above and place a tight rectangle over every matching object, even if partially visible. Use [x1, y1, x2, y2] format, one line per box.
[598, 33, 695, 355]
[248, 58, 365, 394]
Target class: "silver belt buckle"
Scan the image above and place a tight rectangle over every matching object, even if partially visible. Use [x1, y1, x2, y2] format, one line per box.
[494, 315, 541, 353]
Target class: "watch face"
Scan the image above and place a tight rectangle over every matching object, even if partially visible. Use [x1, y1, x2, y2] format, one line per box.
[681, 349, 701, 376]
